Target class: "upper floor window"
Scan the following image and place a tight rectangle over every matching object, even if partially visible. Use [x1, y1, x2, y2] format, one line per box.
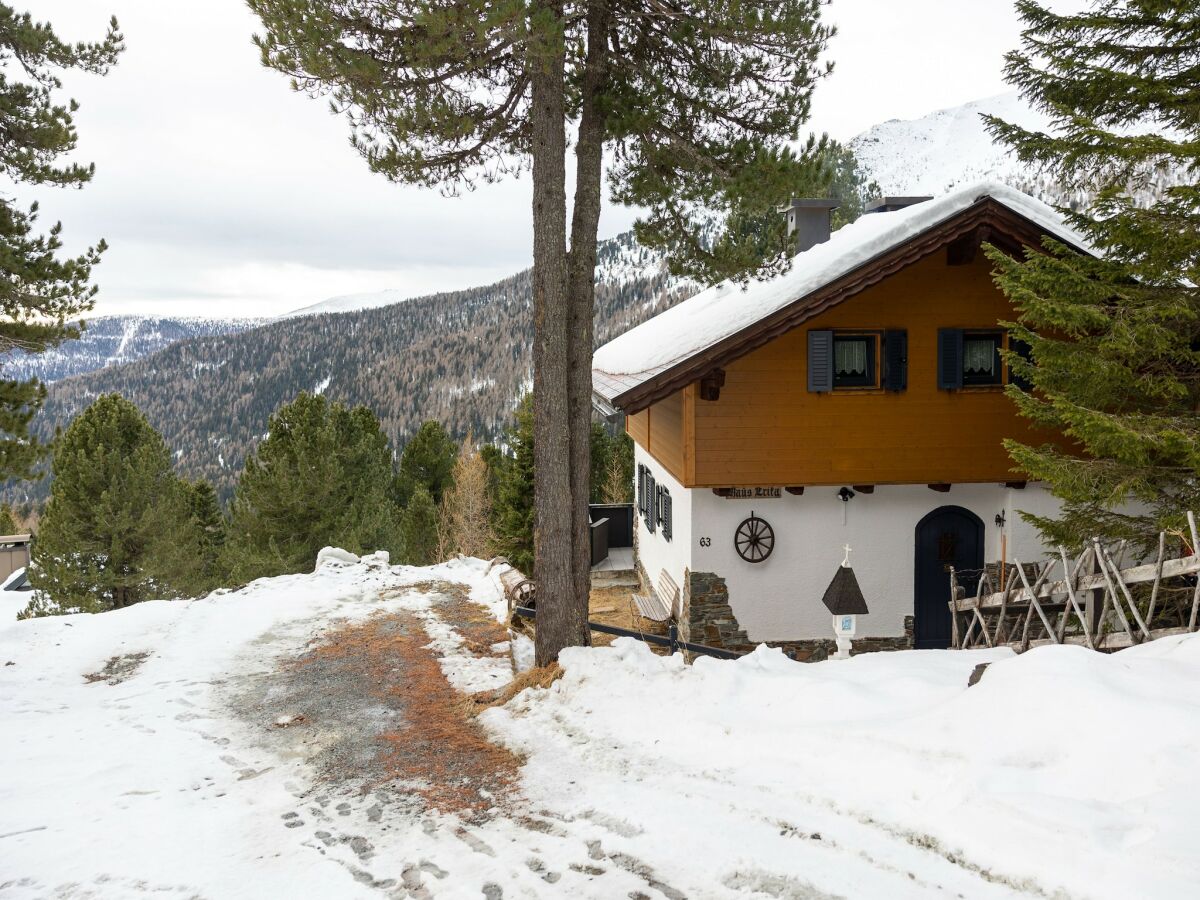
[833, 335, 876, 388]
[809, 329, 907, 393]
[962, 332, 1003, 386]
[939, 328, 1013, 389]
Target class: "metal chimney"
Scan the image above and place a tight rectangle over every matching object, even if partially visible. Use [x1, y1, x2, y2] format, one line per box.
[783, 199, 840, 255]
[865, 196, 933, 214]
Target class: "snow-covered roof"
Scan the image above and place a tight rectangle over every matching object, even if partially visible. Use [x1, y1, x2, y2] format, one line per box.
[592, 181, 1088, 410]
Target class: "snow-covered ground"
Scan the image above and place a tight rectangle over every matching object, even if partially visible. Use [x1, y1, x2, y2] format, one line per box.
[2, 554, 1197, 898]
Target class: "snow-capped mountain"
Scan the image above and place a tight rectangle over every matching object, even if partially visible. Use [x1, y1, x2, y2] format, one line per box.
[849, 92, 1052, 197]
[848, 91, 1181, 211]
[0, 316, 263, 384]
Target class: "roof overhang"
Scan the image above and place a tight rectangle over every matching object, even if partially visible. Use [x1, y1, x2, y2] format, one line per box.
[607, 197, 1086, 415]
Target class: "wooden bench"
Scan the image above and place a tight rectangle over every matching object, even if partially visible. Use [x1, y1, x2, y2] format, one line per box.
[633, 569, 680, 622]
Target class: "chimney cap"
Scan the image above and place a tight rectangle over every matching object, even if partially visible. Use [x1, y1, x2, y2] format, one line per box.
[865, 196, 933, 214]
[781, 198, 840, 211]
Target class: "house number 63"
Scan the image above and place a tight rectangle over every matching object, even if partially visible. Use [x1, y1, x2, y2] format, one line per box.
[699, 537, 712, 547]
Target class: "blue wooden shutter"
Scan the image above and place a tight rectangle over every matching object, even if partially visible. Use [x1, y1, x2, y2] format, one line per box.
[645, 474, 657, 533]
[883, 330, 907, 392]
[808, 330, 834, 393]
[661, 488, 673, 542]
[636, 464, 646, 514]
[938, 328, 963, 390]
[1009, 334, 1033, 391]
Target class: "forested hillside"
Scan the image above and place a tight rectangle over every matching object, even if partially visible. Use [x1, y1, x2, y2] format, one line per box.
[0, 316, 262, 384]
[10, 232, 688, 502]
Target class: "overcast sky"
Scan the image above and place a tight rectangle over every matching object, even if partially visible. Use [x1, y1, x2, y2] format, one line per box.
[26, 1, 1043, 318]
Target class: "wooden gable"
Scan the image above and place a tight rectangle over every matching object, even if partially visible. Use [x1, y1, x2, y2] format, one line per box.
[628, 207, 1066, 488]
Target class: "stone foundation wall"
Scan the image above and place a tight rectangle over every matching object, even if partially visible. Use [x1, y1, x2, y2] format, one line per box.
[682, 570, 914, 661]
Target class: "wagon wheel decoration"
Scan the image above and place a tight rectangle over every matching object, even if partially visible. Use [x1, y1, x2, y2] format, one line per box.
[734, 512, 775, 563]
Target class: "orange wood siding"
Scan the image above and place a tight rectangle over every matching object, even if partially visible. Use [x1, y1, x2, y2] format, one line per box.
[648, 389, 686, 482]
[627, 408, 649, 446]
[685, 251, 1052, 487]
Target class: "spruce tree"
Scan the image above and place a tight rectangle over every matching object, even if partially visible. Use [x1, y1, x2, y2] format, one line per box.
[985, 0, 1200, 550]
[491, 396, 535, 574]
[0, 504, 17, 535]
[248, 0, 833, 664]
[26, 394, 196, 614]
[395, 420, 457, 506]
[0, 8, 122, 480]
[223, 392, 401, 581]
[400, 485, 439, 566]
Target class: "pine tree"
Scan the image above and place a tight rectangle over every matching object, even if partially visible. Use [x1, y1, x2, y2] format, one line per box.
[223, 393, 401, 581]
[0, 504, 17, 535]
[26, 394, 196, 615]
[400, 485, 439, 566]
[248, 0, 833, 664]
[647, 140, 879, 286]
[0, 8, 123, 481]
[984, 0, 1200, 550]
[144, 480, 228, 596]
[395, 420, 457, 507]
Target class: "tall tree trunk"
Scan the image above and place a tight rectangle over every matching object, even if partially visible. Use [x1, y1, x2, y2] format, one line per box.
[529, 0, 575, 667]
[566, 1, 611, 647]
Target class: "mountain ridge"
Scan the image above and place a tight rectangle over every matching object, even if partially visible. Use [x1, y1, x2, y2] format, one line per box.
[5, 92, 1177, 506]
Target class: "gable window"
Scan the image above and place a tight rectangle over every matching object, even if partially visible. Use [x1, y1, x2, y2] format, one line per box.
[962, 332, 1003, 385]
[810, 330, 893, 392]
[939, 329, 1007, 389]
[833, 335, 875, 387]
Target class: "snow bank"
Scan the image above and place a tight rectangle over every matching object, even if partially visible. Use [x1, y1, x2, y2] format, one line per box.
[485, 636, 1200, 898]
[0, 553, 510, 898]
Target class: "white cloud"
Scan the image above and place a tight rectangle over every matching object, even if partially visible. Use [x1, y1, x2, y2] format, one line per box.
[20, 0, 1066, 317]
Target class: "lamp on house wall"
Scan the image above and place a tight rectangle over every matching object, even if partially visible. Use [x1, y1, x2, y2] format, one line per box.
[837, 486, 855, 525]
[821, 544, 870, 660]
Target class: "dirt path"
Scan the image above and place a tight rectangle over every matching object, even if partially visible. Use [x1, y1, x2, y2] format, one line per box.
[215, 576, 1043, 899]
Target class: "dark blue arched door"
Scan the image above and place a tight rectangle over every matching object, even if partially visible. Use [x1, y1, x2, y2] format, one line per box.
[914, 506, 984, 649]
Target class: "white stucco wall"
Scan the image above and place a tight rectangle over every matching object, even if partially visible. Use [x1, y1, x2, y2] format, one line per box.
[632, 445, 693, 613]
[686, 482, 1063, 642]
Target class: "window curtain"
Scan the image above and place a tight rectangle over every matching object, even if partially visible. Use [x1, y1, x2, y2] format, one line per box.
[963, 339, 995, 375]
[834, 339, 867, 375]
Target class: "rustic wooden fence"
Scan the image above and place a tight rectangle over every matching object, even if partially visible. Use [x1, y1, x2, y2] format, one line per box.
[949, 512, 1200, 652]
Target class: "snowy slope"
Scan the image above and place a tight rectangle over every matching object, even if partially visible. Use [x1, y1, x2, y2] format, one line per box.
[849, 92, 1052, 198]
[0, 315, 262, 384]
[848, 91, 1182, 210]
[2, 552, 1198, 898]
[279, 289, 416, 319]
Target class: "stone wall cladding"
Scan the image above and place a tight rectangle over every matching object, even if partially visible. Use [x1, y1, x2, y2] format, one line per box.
[683, 573, 914, 661]
[686, 571, 755, 654]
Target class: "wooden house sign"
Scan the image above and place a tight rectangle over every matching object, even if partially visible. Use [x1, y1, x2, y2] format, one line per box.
[714, 487, 782, 499]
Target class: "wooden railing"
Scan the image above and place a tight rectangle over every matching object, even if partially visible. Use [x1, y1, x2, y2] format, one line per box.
[950, 513, 1200, 652]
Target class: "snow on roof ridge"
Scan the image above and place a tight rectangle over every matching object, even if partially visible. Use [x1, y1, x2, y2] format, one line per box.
[592, 180, 1085, 392]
